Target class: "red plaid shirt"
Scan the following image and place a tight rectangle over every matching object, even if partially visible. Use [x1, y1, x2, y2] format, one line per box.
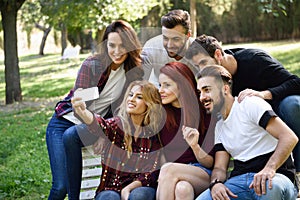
[55, 55, 110, 117]
[55, 55, 144, 118]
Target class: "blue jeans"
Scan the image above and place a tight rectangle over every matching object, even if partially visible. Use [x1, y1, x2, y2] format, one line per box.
[190, 162, 212, 176]
[46, 113, 74, 200]
[196, 173, 297, 200]
[63, 123, 99, 200]
[95, 187, 156, 200]
[277, 95, 300, 172]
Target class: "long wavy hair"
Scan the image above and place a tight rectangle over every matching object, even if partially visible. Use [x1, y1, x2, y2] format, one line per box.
[117, 80, 163, 157]
[160, 62, 205, 133]
[97, 20, 142, 72]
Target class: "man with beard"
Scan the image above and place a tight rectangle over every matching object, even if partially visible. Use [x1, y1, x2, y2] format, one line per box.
[194, 65, 298, 200]
[142, 9, 198, 87]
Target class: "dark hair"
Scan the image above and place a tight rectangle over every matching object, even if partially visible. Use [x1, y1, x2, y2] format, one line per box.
[160, 62, 204, 133]
[161, 9, 191, 34]
[186, 34, 223, 59]
[197, 65, 232, 88]
[98, 20, 142, 72]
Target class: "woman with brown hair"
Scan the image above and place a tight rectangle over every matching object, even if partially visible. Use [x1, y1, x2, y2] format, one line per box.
[46, 20, 143, 200]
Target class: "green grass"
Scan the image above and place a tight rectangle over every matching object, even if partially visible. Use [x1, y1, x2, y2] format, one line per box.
[0, 53, 88, 199]
[0, 41, 300, 199]
[0, 54, 87, 103]
[0, 108, 53, 199]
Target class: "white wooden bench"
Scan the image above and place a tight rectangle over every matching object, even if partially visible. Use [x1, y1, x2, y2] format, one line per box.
[80, 146, 102, 200]
[78, 150, 300, 200]
[61, 45, 81, 60]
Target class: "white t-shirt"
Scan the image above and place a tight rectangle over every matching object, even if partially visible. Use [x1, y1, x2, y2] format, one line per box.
[88, 64, 126, 116]
[142, 34, 197, 88]
[215, 96, 278, 162]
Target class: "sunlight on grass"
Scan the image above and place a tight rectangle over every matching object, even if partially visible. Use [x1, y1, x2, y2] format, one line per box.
[223, 40, 300, 75]
[0, 53, 89, 102]
[223, 39, 300, 54]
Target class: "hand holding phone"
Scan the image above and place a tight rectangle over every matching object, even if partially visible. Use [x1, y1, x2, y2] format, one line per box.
[74, 87, 99, 101]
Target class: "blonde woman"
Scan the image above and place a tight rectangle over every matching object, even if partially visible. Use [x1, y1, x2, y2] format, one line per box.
[70, 80, 164, 200]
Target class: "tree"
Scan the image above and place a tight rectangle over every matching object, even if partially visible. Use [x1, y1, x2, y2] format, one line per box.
[39, 0, 162, 54]
[20, 0, 51, 55]
[0, 0, 26, 104]
[35, 23, 52, 55]
[190, 0, 197, 37]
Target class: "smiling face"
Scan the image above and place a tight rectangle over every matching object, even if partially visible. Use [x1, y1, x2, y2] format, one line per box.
[192, 52, 218, 70]
[162, 25, 189, 59]
[197, 76, 225, 114]
[158, 73, 180, 107]
[107, 32, 128, 67]
[126, 85, 147, 115]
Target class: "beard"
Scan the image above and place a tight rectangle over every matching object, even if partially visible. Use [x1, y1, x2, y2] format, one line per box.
[166, 40, 187, 59]
[212, 90, 225, 116]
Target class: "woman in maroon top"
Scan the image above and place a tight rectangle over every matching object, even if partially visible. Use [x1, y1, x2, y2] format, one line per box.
[72, 80, 164, 200]
[156, 62, 214, 200]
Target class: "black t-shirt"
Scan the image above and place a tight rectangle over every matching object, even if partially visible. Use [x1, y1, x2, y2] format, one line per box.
[225, 48, 300, 111]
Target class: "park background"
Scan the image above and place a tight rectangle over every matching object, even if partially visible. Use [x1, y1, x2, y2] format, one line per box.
[1, 0, 300, 199]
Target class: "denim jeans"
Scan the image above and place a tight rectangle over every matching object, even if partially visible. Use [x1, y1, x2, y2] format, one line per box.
[95, 187, 156, 200]
[196, 173, 297, 200]
[46, 113, 74, 200]
[277, 95, 300, 172]
[190, 162, 212, 176]
[63, 123, 99, 200]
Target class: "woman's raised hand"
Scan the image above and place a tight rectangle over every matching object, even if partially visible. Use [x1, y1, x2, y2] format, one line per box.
[182, 125, 199, 148]
[71, 88, 94, 124]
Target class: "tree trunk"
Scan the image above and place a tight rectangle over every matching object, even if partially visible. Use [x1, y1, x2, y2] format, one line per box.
[190, 0, 197, 37]
[61, 23, 67, 55]
[1, 1, 23, 104]
[35, 23, 52, 56]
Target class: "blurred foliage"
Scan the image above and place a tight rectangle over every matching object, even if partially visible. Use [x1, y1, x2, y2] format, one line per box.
[20, 0, 164, 36]
[18, 0, 300, 46]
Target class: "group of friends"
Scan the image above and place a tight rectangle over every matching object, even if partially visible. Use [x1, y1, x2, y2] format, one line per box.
[45, 9, 300, 200]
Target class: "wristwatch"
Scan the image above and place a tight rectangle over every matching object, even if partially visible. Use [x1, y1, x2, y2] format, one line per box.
[209, 179, 223, 190]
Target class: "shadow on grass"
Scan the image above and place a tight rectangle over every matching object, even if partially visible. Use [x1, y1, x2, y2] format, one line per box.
[19, 54, 57, 62]
[21, 63, 79, 78]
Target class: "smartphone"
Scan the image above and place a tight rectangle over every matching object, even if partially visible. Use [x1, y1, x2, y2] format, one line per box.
[74, 87, 99, 101]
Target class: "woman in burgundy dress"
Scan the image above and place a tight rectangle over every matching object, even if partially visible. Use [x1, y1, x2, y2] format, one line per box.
[156, 62, 215, 200]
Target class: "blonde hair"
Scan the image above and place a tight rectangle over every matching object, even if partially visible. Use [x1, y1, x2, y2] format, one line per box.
[117, 80, 163, 157]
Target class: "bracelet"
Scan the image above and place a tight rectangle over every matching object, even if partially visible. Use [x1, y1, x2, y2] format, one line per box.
[209, 179, 223, 190]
